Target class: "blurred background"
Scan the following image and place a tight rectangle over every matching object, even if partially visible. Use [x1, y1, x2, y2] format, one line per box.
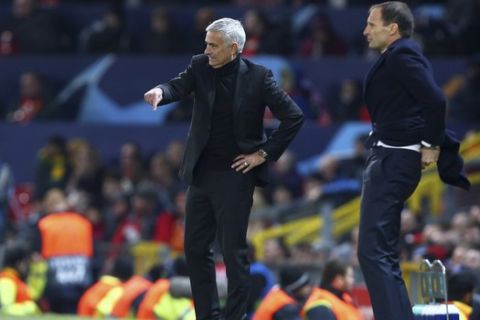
[0, 0, 479, 319]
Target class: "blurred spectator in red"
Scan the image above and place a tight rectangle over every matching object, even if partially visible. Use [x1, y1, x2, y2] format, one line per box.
[79, 5, 129, 53]
[298, 13, 347, 57]
[1, 0, 72, 54]
[0, 30, 18, 55]
[103, 192, 130, 242]
[33, 135, 71, 201]
[84, 205, 105, 242]
[118, 141, 146, 196]
[188, 7, 216, 54]
[5, 71, 54, 124]
[136, 7, 176, 54]
[111, 181, 158, 245]
[398, 209, 423, 261]
[154, 188, 186, 253]
[242, 9, 287, 56]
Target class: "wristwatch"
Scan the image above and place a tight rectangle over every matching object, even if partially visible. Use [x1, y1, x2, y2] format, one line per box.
[257, 149, 268, 160]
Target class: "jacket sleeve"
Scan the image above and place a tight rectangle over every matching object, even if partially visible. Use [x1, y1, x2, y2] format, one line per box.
[156, 57, 196, 105]
[261, 69, 304, 161]
[388, 47, 446, 146]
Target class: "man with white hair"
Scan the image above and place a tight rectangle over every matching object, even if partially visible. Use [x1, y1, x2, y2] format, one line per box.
[144, 17, 303, 320]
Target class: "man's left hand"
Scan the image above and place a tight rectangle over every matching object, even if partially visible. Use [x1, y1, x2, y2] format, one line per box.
[232, 152, 266, 173]
[421, 147, 440, 169]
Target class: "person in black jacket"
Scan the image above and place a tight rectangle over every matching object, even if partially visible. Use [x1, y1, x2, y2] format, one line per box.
[144, 17, 303, 320]
[359, 2, 469, 320]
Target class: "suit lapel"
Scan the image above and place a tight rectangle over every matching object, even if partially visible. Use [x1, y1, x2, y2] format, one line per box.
[205, 66, 216, 115]
[233, 59, 248, 116]
[363, 52, 387, 97]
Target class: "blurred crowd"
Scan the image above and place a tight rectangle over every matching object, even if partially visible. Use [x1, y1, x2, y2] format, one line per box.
[1, 0, 480, 125]
[1, 0, 479, 56]
[0, 129, 478, 317]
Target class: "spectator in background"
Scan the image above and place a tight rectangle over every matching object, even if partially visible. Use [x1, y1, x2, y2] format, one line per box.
[188, 7, 216, 54]
[103, 273, 152, 319]
[103, 192, 130, 243]
[0, 160, 14, 242]
[269, 149, 303, 199]
[153, 188, 186, 253]
[1, 0, 72, 54]
[118, 141, 146, 196]
[448, 0, 480, 55]
[77, 256, 133, 317]
[164, 140, 184, 178]
[79, 5, 129, 53]
[136, 7, 176, 54]
[447, 55, 480, 124]
[137, 262, 195, 320]
[33, 135, 71, 201]
[298, 12, 347, 57]
[447, 271, 477, 320]
[0, 242, 40, 316]
[319, 259, 364, 320]
[148, 152, 180, 209]
[336, 134, 368, 183]
[34, 188, 93, 314]
[5, 71, 55, 124]
[111, 181, 158, 245]
[327, 79, 365, 123]
[65, 138, 104, 206]
[246, 242, 275, 318]
[242, 9, 285, 56]
[254, 267, 315, 320]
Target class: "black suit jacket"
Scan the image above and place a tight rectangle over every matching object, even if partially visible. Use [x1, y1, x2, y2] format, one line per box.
[363, 38, 470, 190]
[157, 54, 304, 186]
[363, 38, 446, 146]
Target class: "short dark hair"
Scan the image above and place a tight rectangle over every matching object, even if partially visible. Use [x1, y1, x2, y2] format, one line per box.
[3, 242, 31, 268]
[447, 271, 476, 302]
[370, 1, 414, 38]
[320, 259, 347, 288]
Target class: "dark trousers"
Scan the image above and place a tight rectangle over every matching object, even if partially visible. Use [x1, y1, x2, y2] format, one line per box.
[185, 168, 255, 320]
[358, 147, 421, 320]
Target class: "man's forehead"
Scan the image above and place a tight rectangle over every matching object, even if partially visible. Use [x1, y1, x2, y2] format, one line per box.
[205, 31, 224, 42]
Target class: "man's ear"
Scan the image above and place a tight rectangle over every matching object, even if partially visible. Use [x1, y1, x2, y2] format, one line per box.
[231, 42, 239, 55]
[389, 23, 399, 36]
